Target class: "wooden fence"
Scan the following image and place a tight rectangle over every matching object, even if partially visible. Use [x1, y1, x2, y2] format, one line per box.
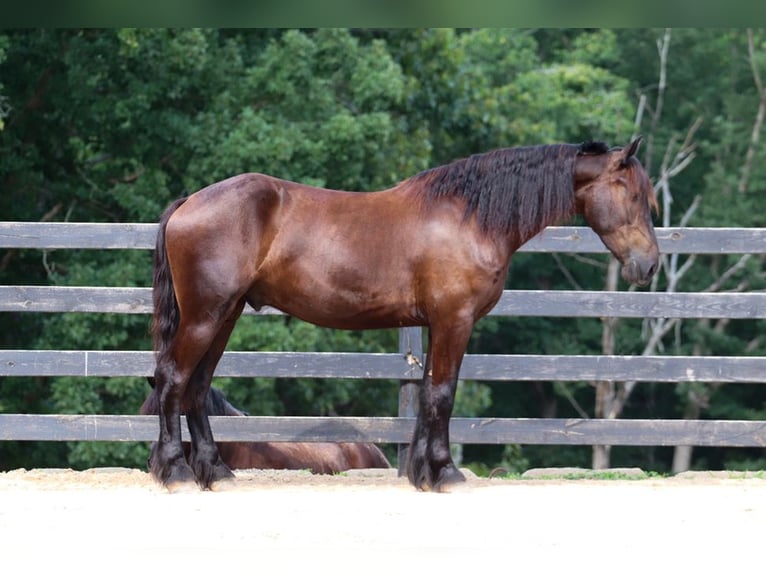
[2, 222, 766, 454]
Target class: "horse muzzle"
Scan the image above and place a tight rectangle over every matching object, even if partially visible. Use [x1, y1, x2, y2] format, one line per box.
[621, 253, 659, 287]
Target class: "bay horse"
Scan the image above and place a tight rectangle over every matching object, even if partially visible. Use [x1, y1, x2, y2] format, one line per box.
[141, 383, 390, 473]
[149, 138, 659, 492]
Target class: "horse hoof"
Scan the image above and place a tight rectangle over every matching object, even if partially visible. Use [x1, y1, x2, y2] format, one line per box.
[209, 477, 237, 492]
[166, 479, 202, 494]
[406, 462, 430, 491]
[151, 459, 198, 492]
[192, 460, 235, 490]
[433, 465, 466, 493]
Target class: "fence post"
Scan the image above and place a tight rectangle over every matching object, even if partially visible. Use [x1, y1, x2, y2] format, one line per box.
[397, 326, 423, 475]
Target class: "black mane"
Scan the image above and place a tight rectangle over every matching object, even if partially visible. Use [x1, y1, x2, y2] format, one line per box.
[412, 143, 599, 242]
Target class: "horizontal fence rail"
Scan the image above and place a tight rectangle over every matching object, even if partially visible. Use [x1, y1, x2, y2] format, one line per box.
[2, 222, 766, 253]
[2, 286, 766, 318]
[1, 223, 765, 452]
[3, 350, 766, 383]
[3, 415, 766, 447]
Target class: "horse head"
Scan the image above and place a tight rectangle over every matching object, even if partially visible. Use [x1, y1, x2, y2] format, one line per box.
[574, 137, 660, 286]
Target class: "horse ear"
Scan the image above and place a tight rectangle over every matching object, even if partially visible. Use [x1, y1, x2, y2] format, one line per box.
[621, 136, 643, 165]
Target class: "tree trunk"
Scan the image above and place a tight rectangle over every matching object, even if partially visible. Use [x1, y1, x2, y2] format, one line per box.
[672, 446, 694, 474]
[592, 258, 620, 469]
[593, 444, 612, 470]
[672, 399, 701, 474]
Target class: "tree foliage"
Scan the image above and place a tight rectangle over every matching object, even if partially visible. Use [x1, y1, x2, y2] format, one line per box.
[1, 28, 766, 473]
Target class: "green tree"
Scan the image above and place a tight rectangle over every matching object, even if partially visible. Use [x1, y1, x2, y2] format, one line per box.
[0, 28, 429, 469]
[3, 28, 765, 475]
[0, 34, 7, 131]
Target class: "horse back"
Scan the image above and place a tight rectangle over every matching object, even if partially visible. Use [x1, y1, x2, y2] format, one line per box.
[338, 442, 391, 469]
[217, 441, 389, 473]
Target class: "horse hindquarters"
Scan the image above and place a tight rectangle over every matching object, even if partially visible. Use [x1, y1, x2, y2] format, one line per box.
[151, 198, 259, 489]
[149, 199, 198, 488]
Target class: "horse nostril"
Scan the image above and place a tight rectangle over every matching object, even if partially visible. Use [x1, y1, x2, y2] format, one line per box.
[647, 262, 658, 279]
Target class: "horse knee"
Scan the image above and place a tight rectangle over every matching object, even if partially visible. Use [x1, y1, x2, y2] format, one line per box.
[433, 379, 457, 413]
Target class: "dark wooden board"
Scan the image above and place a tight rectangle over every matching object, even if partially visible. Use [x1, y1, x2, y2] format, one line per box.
[3, 286, 765, 319]
[3, 350, 766, 382]
[3, 223, 765, 254]
[2, 414, 766, 447]
[0, 222, 158, 249]
[0, 286, 281, 315]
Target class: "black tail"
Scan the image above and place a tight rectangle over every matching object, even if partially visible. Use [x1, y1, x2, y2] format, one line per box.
[151, 198, 187, 362]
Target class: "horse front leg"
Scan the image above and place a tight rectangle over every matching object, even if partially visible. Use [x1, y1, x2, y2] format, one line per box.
[407, 321, 472, 492]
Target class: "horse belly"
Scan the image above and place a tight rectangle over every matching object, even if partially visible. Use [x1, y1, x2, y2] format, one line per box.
[253, 256, 421, 330]
[265, 284, 420, 330]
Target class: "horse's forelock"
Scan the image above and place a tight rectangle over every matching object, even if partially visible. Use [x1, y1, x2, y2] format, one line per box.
[579, 141, 610, 155]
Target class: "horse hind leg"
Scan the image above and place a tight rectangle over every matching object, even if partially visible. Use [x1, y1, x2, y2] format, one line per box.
[151, 299, 242, 491]
[184, 299, 246, 490]
[151, 352, 197, 490]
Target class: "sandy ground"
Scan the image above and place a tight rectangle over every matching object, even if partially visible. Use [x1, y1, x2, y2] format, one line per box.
[1, 467, 764, 571]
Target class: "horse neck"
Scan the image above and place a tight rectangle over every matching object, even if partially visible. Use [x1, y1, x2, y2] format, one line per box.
[498, 193, 577, 255]
[414, 144, 579, 249]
